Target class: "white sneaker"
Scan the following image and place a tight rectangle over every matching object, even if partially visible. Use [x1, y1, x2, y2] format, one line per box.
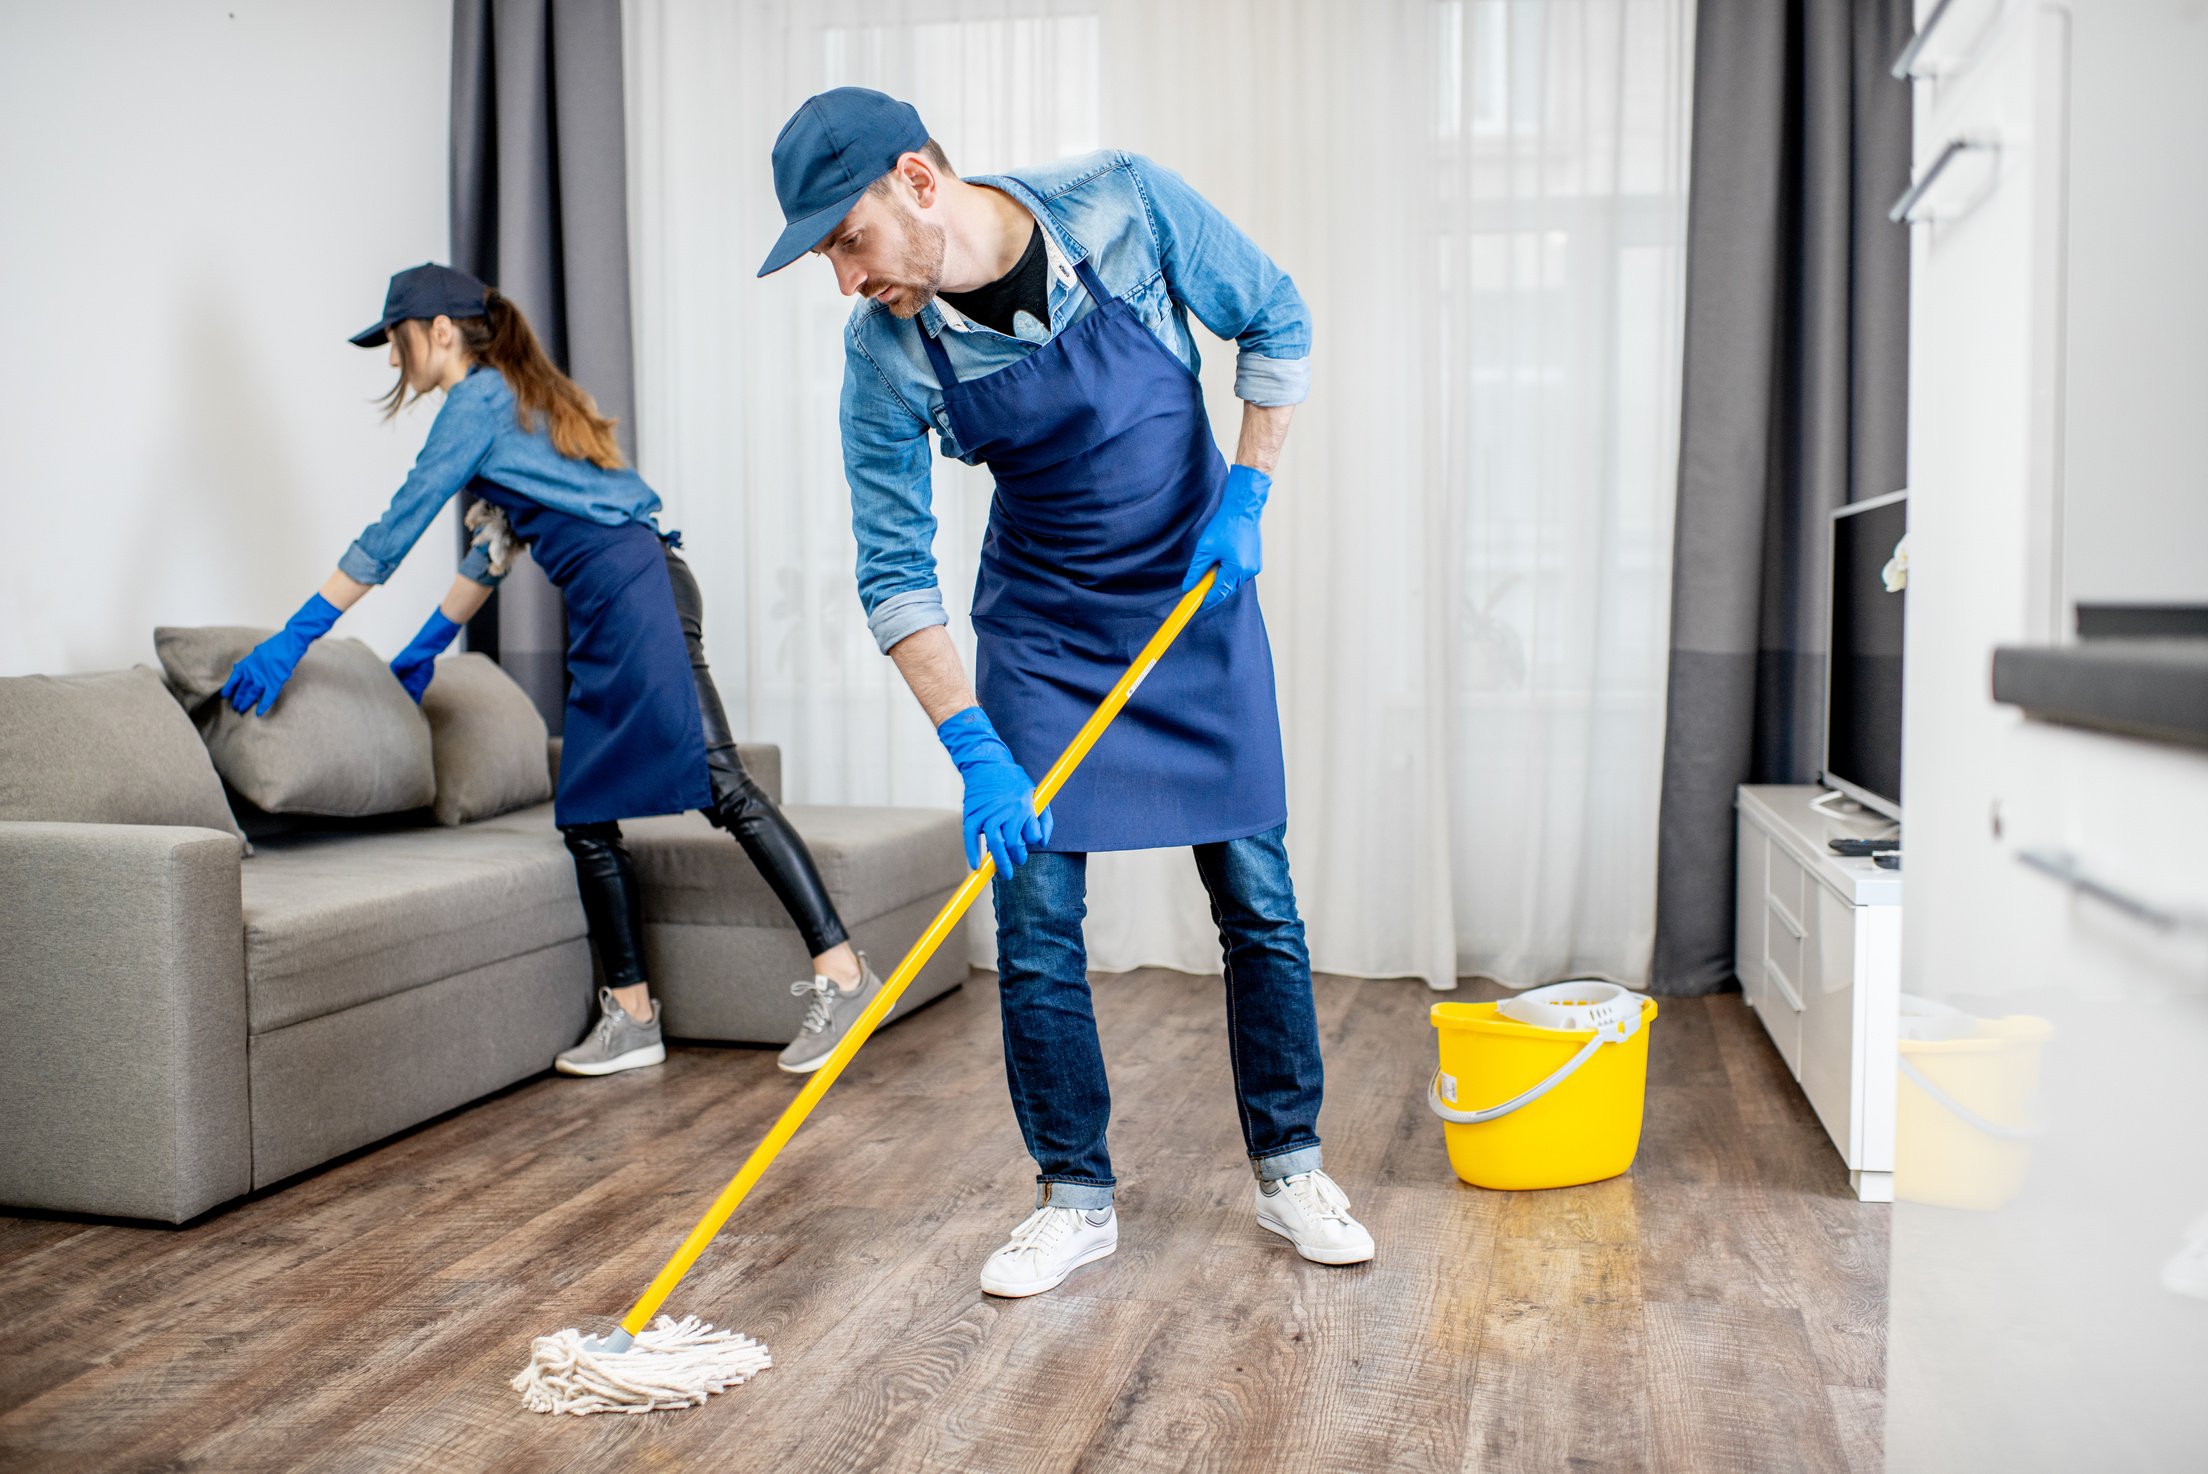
[1255, 1170, 1375, 1265]
[978, 1205, 1118, 1298]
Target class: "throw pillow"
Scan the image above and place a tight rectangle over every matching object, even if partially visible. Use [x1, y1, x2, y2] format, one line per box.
[155, 626, 435, 817]
[418, 653, 553, 825]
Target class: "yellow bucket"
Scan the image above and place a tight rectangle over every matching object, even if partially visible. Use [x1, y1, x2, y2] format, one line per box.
[1428, 983, 1659, 1191]
[1894, 998, 2053, 1212]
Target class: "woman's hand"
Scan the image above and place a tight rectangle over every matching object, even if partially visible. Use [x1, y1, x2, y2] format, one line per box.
[387, 575, 493, 701]
[221, 592, 343, 716]
[390, 610, 463, 702]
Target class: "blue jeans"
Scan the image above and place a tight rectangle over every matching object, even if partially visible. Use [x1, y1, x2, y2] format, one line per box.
[991, 822, 1324, 1210]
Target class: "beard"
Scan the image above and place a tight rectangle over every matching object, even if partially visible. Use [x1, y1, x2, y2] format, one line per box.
[877, 211, 947, 319]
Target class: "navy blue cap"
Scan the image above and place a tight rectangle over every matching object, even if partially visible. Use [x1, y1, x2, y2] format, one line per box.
[349, 263, 491, 347]
[758, 88, 930, 277]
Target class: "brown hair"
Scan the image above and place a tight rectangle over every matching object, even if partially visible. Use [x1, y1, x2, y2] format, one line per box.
[380, 290, 624, 469]
[866, 138, 957, 200]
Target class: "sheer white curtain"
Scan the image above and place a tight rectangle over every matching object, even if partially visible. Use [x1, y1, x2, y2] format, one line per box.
[624, 0, 1691, 988]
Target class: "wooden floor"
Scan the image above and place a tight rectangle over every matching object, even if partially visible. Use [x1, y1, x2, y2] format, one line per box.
[0, 972, 1886, 1474]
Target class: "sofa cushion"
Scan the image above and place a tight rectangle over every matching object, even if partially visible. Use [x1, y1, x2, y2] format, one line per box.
[419, 653, 552, 825]
[623, 804, 964, 928]
[0, 667, 246, 845]
[238, 825, 585, 1033]
[469, 794, 959, 925]
[156, 626, 435, 817]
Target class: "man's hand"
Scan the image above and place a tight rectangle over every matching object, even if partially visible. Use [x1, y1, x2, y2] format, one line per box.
[1182, 463, 1269, 610]
[937, 706, 1053, 873]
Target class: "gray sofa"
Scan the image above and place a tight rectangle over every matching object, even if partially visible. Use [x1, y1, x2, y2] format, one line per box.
[0, 721, 968, 1224]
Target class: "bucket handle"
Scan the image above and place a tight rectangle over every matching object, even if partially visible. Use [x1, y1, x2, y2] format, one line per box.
[1898, 1055, 2044, 1141]
[1427, 1015, 1638, 1126]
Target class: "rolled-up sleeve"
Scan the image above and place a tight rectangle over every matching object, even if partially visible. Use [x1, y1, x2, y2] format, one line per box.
[339, 389, 498, 585]
[1131, 154, 1311, 407]
[456, 542, 502, 588]
[842, 334, 948, 654]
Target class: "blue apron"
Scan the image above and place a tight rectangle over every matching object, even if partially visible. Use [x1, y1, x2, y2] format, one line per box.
[919, 254, 1287, 852]
[468, 481, 712, 828]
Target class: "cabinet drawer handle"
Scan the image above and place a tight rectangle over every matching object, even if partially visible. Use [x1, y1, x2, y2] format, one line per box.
[1766, 895, 1804, 940]
[1891, 0, 2009, 80]
[1889, 135, 1999, 224]
[1766, 958, 1805, 1013]
[2018, 847, 2208, 934]
[1890, 0, 1960, 78]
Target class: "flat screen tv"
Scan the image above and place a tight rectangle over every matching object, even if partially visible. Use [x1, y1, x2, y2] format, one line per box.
[1821, 491, 1908, 822]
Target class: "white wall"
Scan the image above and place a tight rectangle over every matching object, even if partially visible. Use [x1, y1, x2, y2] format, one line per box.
[0, 0, 454, 678]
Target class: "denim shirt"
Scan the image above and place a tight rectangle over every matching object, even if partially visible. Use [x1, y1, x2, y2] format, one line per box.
[338, 365, 665, 588]
[840, 150, 1312, 653]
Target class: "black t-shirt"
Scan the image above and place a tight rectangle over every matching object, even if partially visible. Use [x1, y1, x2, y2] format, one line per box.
[938, 222, 1049, 336]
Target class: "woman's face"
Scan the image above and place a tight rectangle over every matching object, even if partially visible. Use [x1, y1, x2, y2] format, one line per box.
[388, 317, 460, 394]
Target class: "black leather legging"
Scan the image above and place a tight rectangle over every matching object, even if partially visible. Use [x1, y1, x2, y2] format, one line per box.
[560, 546, 849, 989]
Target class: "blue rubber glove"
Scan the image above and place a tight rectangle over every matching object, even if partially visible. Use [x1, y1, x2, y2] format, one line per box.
[390, 608, 463, 703]
[220, 593, 342, 717]
[1181, 463, 1270, 611]
[936, 706, 1053, 874]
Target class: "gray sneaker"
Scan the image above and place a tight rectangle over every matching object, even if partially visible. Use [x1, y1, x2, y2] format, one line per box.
[555, 988, 666, 1076]
[777, 957, 883, 1074]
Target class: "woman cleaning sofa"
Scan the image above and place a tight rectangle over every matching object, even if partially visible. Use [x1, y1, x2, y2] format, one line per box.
[220, 262, 881, 1078]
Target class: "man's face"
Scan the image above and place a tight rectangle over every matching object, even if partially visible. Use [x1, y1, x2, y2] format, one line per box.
[814, 188, 945, 319]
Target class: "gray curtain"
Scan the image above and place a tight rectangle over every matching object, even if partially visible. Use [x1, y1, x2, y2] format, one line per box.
[1649, 0, 1913, 995]
[450, 0, 637, 731]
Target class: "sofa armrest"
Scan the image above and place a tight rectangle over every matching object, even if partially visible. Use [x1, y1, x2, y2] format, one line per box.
[0, 821, 251, 1222]
[736, 744, 782, 805]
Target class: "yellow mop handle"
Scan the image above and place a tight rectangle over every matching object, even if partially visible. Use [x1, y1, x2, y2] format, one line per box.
[616, 570, 1219, 1337]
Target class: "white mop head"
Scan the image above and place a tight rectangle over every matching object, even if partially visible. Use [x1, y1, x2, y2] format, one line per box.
[513, 1316, 772, 1415]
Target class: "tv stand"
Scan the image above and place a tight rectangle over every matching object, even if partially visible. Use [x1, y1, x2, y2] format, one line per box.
[1734, 785, 1902, 1202]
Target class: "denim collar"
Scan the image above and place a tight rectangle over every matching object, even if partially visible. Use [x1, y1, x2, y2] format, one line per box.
[921, 174, 1087, 340]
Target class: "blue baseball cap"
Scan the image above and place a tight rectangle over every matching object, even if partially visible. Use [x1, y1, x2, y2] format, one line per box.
[349, 263, 491, 347]
[758, 87, 930, 277]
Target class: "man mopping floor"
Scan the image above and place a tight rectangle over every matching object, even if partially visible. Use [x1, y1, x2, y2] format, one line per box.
[759, 87, 1376, 1295]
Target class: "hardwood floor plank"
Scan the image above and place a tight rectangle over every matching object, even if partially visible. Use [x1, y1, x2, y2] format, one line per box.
[0, 976, 1888, 1474]
[1645, 1300, 1853, 1474]
[1706, 996, 1891, 1391]
[1464, 1237, 1653, 1474]
[1308, 1182, 1496, 1474]
[1825, 1383, 1885, 1474]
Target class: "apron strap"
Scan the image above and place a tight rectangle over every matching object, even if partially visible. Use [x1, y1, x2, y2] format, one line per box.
[918, 316, 961, 388]
[1070, 253, 1111, 307]
[917, 249, 1110, 391]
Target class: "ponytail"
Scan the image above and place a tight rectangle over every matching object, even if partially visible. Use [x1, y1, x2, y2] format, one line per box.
[380, 289, 626, 470]
[463, 292, 626, 469]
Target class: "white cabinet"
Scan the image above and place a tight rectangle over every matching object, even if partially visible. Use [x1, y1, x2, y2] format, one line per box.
[1734, 785, 1901, 1201]
[1734, 818, 1767, 1004]
[1760, 841, 1805, 1074]
[1886, 1, 2208, 1468]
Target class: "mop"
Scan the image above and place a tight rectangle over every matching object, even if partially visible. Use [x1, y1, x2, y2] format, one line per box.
[515, 570, 1220, 1415]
